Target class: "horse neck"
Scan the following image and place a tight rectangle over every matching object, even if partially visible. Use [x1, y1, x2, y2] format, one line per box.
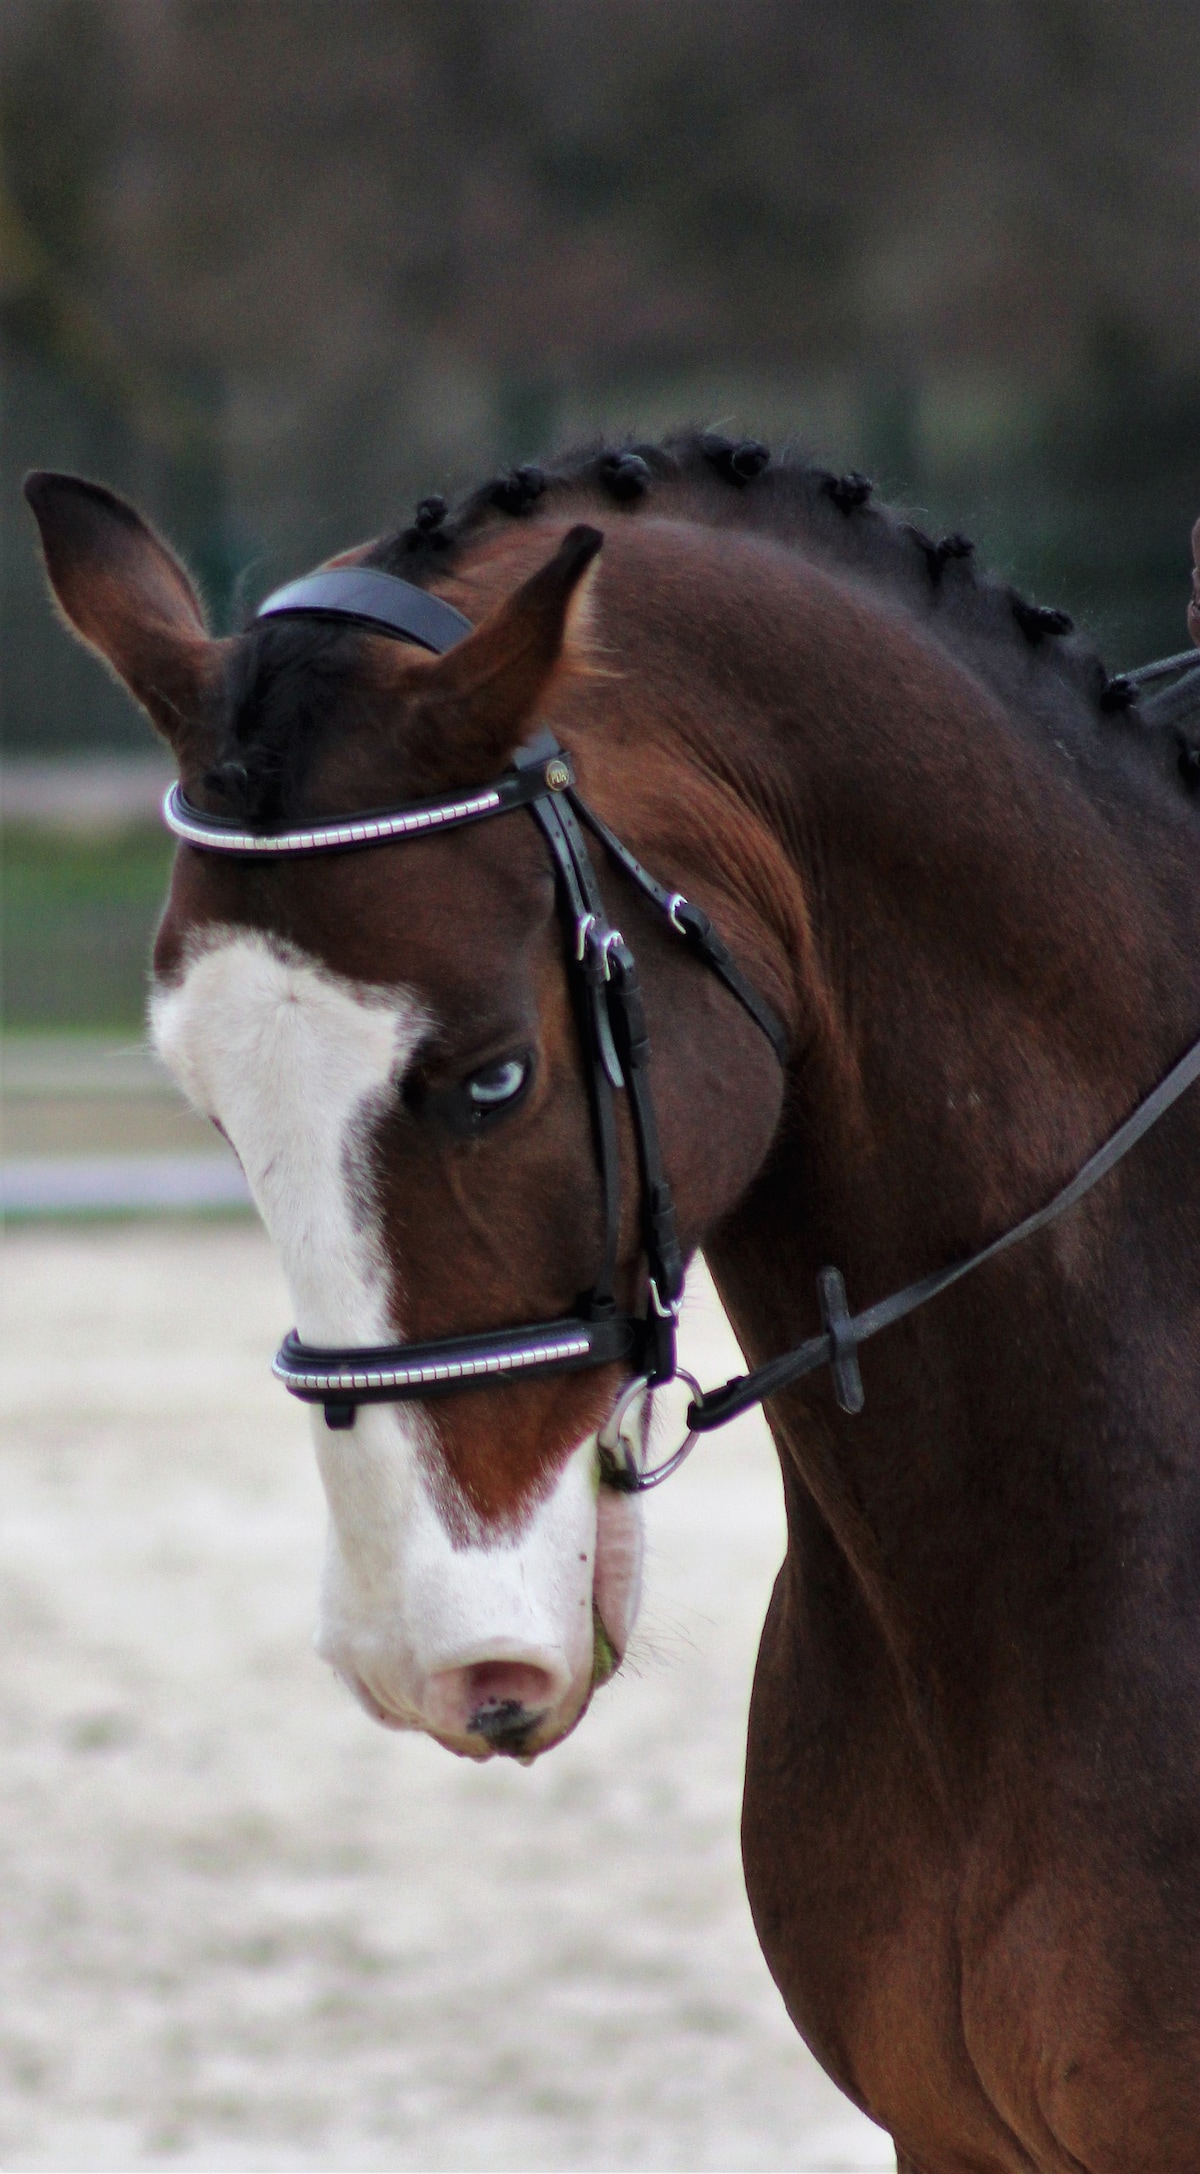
[644, 532, 1200, 1748]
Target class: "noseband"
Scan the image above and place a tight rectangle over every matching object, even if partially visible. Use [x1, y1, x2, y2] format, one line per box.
[165, 567, 1200, 1489]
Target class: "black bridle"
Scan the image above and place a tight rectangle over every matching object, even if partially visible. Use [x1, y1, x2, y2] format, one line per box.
[166, 564, 787, 1483]
[164, 567, 1200, 1489]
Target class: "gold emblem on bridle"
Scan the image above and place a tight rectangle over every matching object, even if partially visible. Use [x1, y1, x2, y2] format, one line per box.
[545, 757, 571, 791]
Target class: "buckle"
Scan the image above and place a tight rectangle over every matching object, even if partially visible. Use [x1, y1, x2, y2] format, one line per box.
[575, 916, 625, 980]
[816, 1265, 865, 1415]
[648, 1277, 681, 1320]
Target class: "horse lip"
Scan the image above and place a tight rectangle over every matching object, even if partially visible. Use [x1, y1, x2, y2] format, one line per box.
[339, 1669, 417, 1731]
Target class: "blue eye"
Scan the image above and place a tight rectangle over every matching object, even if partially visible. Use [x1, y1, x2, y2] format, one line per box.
[466, 1057, 529, 1109]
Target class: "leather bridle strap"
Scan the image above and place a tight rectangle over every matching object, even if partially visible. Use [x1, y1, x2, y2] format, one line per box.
[523, 751, 686, 1384]
[604, 938, 685, 1366]
[569, 796, 791, 1068]
[275, 1312, 639, 1408]
[686, 1026, 1200, 1434]
[525, 787, 624, 1316]
[164, 753, 556, 857]
[255, 566, 474, 653]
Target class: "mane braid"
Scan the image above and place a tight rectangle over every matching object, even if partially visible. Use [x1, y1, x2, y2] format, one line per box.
[206, 430, 1195, 824]
[368, 431, 1116, 720]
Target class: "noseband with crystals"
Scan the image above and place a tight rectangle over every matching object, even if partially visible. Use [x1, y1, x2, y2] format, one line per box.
[165, 568, 1200, 1489]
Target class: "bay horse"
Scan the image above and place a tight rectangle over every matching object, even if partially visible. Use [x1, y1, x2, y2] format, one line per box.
[25, 436, 1200, 2171]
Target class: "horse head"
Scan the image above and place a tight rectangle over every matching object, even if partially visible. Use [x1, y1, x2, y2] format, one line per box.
[26, 471, 788, 1761]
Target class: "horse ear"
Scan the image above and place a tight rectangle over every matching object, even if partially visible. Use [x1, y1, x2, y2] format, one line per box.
[403, 523, 604, 788]
[23, 471, 223, 768]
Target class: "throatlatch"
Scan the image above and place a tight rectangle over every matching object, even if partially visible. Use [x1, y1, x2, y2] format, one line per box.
[164, 564, 1200, 1490]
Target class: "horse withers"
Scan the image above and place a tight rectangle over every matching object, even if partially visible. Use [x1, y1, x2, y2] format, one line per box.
[26, 439, 1200, 2171]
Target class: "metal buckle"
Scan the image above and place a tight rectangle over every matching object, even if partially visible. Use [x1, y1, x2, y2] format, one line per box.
[599, 928, 624, 979]
[666, 893, 689, 934]
[648, 1277, 681, 1320]
[577, 917, 625, 979]
[596, 1367, 704, 1492]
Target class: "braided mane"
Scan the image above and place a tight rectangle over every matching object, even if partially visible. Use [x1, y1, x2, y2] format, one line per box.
[371, 429, 1136, 727]
[210, 429, 1189, 823]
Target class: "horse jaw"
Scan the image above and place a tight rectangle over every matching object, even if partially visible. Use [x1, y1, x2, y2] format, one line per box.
[150, 926, 642, 1756]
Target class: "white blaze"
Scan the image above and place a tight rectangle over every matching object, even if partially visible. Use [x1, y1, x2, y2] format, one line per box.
[153, 929, 408, 1347]
[151, 929, 616, 1751]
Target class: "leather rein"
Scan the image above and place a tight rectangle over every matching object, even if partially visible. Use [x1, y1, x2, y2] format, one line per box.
[164, 565, 1200, 1490]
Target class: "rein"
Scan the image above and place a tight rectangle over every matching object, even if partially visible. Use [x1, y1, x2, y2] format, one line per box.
[164, 566, 1200, 1489]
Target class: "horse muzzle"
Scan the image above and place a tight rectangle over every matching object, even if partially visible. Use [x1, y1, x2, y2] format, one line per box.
[313, 1420, 644, 1759]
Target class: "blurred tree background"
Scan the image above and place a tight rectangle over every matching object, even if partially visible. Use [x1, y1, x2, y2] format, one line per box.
[3, 0, 1200, 1023]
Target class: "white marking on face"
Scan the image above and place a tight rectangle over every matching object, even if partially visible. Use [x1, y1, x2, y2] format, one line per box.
[316, 1422, 605, 1744]
[152, 929, 417, 1346]
[151, 927, 643, 1753]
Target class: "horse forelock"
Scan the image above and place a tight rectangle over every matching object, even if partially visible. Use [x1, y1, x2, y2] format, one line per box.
[199, 616, 391, 825]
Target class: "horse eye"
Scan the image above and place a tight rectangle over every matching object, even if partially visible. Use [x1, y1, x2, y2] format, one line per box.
[466, 1057, 529, 1109]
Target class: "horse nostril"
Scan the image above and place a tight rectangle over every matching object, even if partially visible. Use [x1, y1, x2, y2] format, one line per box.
[424, 1658, 563, 1750]
[468, 1697, 535, 1752]
[465, 1660, 555, 1713]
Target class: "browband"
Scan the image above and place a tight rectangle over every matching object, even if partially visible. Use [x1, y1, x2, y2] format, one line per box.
[164, 561, 573, 856]
[164, 753, 573, 856]
[255, 566, 473, 653]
